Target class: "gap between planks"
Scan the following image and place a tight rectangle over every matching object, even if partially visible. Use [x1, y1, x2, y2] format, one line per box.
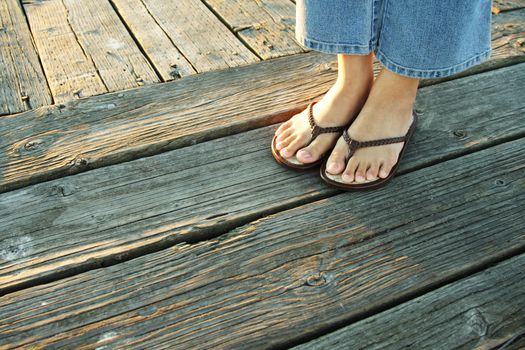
[289, 253, 525, 350]
[0, 63, 524, 296]
[0, 138, 523, 348]
[0, 5, 524, 194]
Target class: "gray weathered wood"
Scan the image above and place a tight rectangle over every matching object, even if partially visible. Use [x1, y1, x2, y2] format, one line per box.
[0, 52, 338, 193]
[0, 63, 524, 294]
[292, 253, 525, 350]
[1, 5, 524, 193]
[0, 10, 522, 192]
[22, 0, 159, 103]
[203, 0, 304, 59]
[0, 138, 523, 348]
[493, 0, 525, 12]
[120, 0, 259, 72]
[0, 0, 52, 115]
[108, 0, 197, 81]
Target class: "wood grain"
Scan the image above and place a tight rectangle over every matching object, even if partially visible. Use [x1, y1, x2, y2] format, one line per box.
[493, 0, 525, 12]
[22, 0, 159, 103]
[108, 0, 196, 81]
[0, 63, 524, 294]
[0, 0, 52, 115]
[203, 0, 304, 59]
[0, 51, 338, 194]
[118, 0, 259, 72]
[292, 253, 525, 350]
[0, 138, 523, 348]
[1, 5, 524, 193]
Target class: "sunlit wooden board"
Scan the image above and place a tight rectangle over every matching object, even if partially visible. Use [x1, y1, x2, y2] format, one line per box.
[22, 0, 159, 102]
[0, 0, 52, 114]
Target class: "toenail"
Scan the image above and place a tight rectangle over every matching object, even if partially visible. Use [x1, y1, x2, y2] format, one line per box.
[342, 173, 352, 182]
[298, 150, 311, 159]
[327, 162, 339, 172]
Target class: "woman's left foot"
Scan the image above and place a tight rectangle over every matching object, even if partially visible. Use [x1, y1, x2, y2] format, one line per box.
[325, 68, 419, 183]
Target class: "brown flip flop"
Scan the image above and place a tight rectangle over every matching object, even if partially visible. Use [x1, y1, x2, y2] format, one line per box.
[271, 101, 349, 170]
[320, 110, 418, 190]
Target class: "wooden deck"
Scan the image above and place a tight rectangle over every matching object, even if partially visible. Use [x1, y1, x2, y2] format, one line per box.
[0, 1, 524, 349]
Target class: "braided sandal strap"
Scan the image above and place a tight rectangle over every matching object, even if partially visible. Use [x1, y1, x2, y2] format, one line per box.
[304, 102, 347, 148]
[342, 128, 407, 157]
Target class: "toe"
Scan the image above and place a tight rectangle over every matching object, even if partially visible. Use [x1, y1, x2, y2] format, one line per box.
[281, 134, 307, 158]
[275, 120, 292, 136]
[326, 139, 347, 174]
[379, 161, 394, 179]
[296, 144, 317, 163]
[275, 128, 293, 144]
[275, 134, 296, 151]
[341, 157, 359, 183]
[278, 134, 296, 155]
[366, 161, 380, 181]
[296, 135, 332, 163]
[354, 162, 367, 183]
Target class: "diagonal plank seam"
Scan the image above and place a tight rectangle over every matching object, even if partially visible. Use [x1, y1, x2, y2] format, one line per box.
[199, 0, 264, 60]
[59, 0, 110, 92]
[106, 0, 166, 81]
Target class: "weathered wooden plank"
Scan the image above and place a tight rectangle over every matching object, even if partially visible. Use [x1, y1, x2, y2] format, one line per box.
[443, 7, 525, 79]
[1, 4, 524, 193]
[493, 0, 525, 12]
[0, 138, 523, 348]
[292, 254, 525, 350]
[22, 0, 159, 103]
[118, 0, 259, 72]
[0, 51, 338, 194]
[21, 0, 107, 103]
[0, 0, 52, 114]
[108, 0, 196, 81]
[203, 0, 303, 59]
[0, 63, 524, 294]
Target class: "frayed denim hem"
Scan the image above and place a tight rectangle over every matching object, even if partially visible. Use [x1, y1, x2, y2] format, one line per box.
[297, 34, 492, 79]
[374, 47, 492, 79]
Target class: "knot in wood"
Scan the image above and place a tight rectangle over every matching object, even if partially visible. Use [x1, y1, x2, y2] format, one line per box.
[513, 38, 525, 52]
[24, 139, 43, 151]
[494, 179, 506, 186]
[50, 184, 75, 197]
[71, 156, 90, 169]
[466, 308, 488, 336]
[453, 129, 467, 138]
[305, 272, 326, 287]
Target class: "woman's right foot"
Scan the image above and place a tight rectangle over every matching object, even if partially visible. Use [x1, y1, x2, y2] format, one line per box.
[274, 53, 374, 164]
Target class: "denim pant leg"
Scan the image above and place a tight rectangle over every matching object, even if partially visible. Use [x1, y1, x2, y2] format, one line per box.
[295, 0, 492, 79]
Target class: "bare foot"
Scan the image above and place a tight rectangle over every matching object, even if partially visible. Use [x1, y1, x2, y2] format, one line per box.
[325, 68, 419, 182]
[274, 53, 374, 164]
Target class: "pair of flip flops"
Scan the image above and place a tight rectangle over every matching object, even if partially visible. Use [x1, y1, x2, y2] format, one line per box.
[271, 101, 418, 191]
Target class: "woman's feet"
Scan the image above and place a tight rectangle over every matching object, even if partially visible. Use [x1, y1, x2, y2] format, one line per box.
[274, 53, 374, 164]
[324, 68, 419, 183]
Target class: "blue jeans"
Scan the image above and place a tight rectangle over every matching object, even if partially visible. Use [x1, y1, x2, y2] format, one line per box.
[295, 0, 492, 78]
